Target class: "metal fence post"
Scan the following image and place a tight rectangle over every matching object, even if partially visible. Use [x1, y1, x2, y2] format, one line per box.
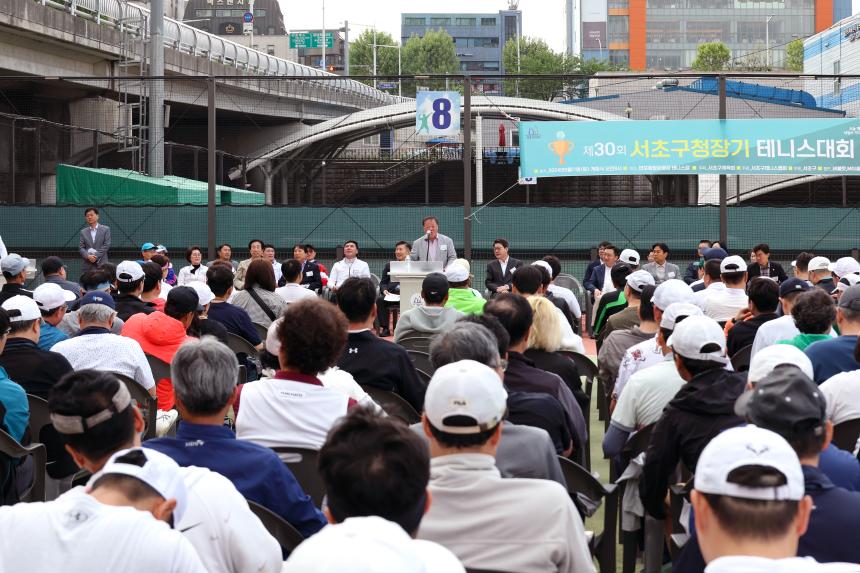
[463, 76, 472, 260]
[718, 75, 727, 247]
[207, 77, 217, 261]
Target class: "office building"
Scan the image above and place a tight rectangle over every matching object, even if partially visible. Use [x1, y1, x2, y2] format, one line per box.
[401, 10, 522, 94]
[804, 13, 860, 115]
[182, 0, 285, 36]
[581, 0, 829, 70]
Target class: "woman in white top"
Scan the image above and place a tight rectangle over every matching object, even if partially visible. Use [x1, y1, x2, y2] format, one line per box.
[177, 246, 208, 286]
[230, 259, 287, 327]
[328, 240, 371, 290]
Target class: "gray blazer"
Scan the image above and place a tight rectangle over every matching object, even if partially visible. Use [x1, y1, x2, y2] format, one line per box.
[642, 261, 682, 285]
[411, 233, 457, 267]
[78, 225, 111, 272]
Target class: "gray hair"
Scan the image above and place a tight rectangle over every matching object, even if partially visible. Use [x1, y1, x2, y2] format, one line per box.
[429, 322, 500, 369]
[77, 303, 116, 326]
[171, 336, 238, 414]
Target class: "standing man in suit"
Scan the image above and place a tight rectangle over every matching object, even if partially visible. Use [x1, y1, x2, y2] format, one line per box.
[747, 243, 788, 283]
[485, 238, 523, 297]
[78, 207, 111, 273]
[642, 243, 681, 285]
[411, 216, 456, 269]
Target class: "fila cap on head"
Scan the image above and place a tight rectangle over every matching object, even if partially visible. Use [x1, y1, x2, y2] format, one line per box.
[424, 360, 507, 435]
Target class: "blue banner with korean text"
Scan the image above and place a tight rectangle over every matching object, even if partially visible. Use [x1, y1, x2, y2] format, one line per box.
[519, 119, 860, 177]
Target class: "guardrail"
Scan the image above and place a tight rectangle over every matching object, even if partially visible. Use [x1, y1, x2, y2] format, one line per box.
[37, 0, 402, 105]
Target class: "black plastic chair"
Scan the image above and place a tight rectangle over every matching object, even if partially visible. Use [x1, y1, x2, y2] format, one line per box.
[26, 393, 78, 479]
[558, 350, 597, 470]
[270, 447, 325, 507]
[406, 349, 435, 377]
[557, 456, 618, 573]
[0, 428, 47, 503]
[112, 373, 158, 440]
[226, 332, 260, 359]
[248, 499, 305, 553]
[398, 335, 434, 352]
[360, 385, 422, 425]
[730, 344, 753, 372]
[145, 354, 172, 382]
[620, 424, 656, 573]
[252, 322, 270, 342]
[833, 418, 860, 451]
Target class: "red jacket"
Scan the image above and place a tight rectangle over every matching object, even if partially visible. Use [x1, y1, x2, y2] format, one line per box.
[121, 311, 194, 410]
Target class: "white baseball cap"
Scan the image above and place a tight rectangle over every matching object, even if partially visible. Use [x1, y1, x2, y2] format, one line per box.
[747, 345, 814, 385]
[531, 260, 553, 278]
[282, 516, 428, 573]
[2, 295, 41, 322]
[626, 269, 655, 293]
[720, 255, 748, 274]
[33, 283, 75, 311]
[265, 317, 283, 355]
[424, 360, 507, 435]
[659, 302, 703, 330]
[116, 260, 145, 283]
[444, 264, 469, 283]
[619, 249, 640, 267]
[807, 256, 831, 273]
[652, 279, 694, 310]
[667, 314, 728, 364]
[188, 281, 215, 307]
[0, 253, 29, 276]
[694, 425, 804, 501]
[90, 447, 189, 524]
[830, 256, 860, 277]
[836, 273, 860, 293]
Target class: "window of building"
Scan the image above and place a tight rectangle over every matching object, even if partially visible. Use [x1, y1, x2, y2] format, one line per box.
[266, 45, 275, 55]
[608, 16, 629, 44]
[267, 27, 275, 34]
[737, 21, 766, 44]
[430, 17, 451, 26]
[481, 17, 497, 26]
[195, 9, 214, 17]
[254, 8, 265, 16]
[647, 20, 681, 44]
[404, 17, 425, 26]
[504, 15, 518, 41]
[609, 50, 629, 67]
[647, 54, 682, 69]
[455, 17, 476, 26]
[608, 0, 629, 7]
[687, 21, 729, 43]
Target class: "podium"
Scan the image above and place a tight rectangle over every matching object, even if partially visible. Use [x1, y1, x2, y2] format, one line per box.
[389, 260, 443, 314]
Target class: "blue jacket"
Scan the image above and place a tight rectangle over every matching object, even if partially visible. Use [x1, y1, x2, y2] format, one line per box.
[144, 421, 327, 538]
[0, 366, 28, 442]
[37, 322, 68, 351]
[584, 264, 608, 294]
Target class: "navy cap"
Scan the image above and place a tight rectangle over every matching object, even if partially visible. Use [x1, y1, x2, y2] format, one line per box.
[779, 277, 812, 298]
[701, 247, 728, 261]
[79, 291, 116, 310]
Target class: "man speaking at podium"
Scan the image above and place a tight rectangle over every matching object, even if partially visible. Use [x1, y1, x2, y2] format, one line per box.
[411, 216, 457, 270]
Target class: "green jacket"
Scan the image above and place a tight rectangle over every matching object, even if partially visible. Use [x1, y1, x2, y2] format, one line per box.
[777, 333, 832, 352]
[445, 288, 486, 315]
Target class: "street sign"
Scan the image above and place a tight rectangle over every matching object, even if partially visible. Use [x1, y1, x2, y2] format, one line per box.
[243, 22, 253, 34]
[243, 12, 253, 23]
[377, 82, 398, 89]
[416, 91, 461, 136]
[289, 31, 335, 49]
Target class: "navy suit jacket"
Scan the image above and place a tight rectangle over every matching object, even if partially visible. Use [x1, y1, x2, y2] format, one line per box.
[585, 264, 608, 293]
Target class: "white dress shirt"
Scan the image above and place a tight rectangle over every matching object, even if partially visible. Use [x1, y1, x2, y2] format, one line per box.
[275, 282, 319, 304]
[329, 258, 371, 288]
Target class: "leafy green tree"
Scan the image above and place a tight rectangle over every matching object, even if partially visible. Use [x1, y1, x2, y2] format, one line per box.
[692, 42, 731, 71]
[785, 38, 804, 72]
[348, 29, 400, 88]
[401, 29, 460, 96]
[502, 37, 572, 100]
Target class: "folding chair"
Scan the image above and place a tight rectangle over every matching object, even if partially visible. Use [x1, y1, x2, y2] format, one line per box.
[730, 344, 753, 372]
[620, 424, 656, 573]
[111, 373, 158, 440]
[145, 354, 172, 382]
[0, 428, 47, 503]
[360, 385, 421, 425]
[558, 350, 597, 470]
[833, 418, 860, 451]
[406, 349, 435, 377]
[397, 335, 434, 353]
[248, 500, 305, 553]
[270, 447, 325, 507]
[253, 322, 269, 342]
[557, 456, 619, 573]
[226, 332, 260, 360]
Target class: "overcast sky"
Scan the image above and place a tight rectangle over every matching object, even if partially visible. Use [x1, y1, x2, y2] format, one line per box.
[279, 0, 569, 52]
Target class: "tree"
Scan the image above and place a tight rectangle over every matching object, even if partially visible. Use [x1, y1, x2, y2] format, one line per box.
[691, 42, 731, 71]
[502, 37, 572, 101]
[348, 29, 400, 88]
[786, 39, 804, 72]
[401, 29, 460, 96]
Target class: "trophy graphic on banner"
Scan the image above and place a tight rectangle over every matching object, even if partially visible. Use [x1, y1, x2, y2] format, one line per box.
[548, 131, 573, 165]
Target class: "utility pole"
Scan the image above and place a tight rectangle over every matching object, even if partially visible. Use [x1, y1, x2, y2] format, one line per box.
[719, 75, 727, 246]
[148, 0, 165, 177]
[343, 20, 349, 75]
[321, 0, 326, 70]
[207, 77, 216, 261]
[463, 77, 472, 259]
[372, 26, 377, 89]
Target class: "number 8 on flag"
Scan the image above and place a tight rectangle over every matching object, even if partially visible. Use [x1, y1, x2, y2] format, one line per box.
[416, 91, 461, 136]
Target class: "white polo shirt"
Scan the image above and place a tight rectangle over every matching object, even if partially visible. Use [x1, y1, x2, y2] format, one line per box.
[693, 281, 726, 309]
[702, 287, 748, 322]
[0, 487, 205, 572]
[611, 356, 685, 431]
[275, 283, 318, 304]
[820, 369, 860, 425]
[51, 330, 155, 390]
[751, 315, 800, 359]
[614, 335, 663, 397]
[236, 372, 352, 452]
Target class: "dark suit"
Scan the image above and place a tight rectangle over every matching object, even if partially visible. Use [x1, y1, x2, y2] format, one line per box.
[78, 224, 111, 272]
[484, 257, 524, 294]
[747, 261, 788, 283]
[376, 262, 400, 333]
[299, 261, 323, 292]
[584, 264, 609, 294]
[583, 259, 602, 285]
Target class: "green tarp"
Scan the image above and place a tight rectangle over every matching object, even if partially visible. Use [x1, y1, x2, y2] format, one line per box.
[56, 165, 264, 206]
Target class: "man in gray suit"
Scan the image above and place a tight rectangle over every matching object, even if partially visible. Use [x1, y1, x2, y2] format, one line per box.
[410, 216, 457, 269]
[78, 207, 111, 273]
[642, 242, 681, 285]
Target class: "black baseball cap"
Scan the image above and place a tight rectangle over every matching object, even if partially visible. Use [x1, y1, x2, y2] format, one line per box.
[41, 256, 65, 275]
[735, 365, 826, 440]
[166, 286, 200, 314]
[422, 272, 449, 304]
[779, 277, 812, 298]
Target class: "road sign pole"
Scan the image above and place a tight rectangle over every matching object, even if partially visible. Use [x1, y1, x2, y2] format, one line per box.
[463, 77, 472, 260]
[321, 0, 326, 70]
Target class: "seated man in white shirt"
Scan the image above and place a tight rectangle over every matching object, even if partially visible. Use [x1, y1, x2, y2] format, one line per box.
[47, 370, 282, 573]
[417, 360, 595, 573]
[691, 425, 859, 573]
[543, 255, 582, 319]
[0, 445, 205, 572]
[275, 259, 318, 304]
[328, 240, 371, 292]
[702, 256, 749, 323]
[236, 298, 357, 451]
